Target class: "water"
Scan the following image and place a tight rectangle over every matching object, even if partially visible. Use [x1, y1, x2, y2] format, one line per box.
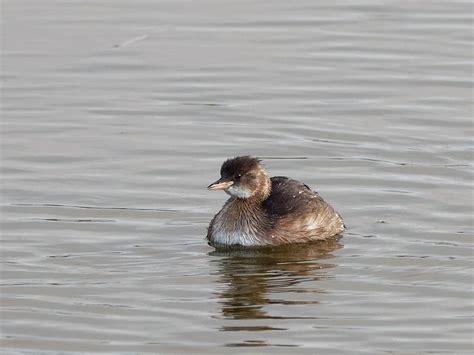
[1, 0, 473, 353]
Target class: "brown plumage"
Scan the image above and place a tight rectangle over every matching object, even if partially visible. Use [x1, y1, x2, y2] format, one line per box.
[207, 156, 344, 248]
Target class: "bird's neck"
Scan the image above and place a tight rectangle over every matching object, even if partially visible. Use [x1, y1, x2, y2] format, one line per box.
[252, 173, 272, 202]
[221, 174, 272, 231]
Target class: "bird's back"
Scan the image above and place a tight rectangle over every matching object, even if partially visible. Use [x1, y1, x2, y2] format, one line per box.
[262, 176, 344, 242]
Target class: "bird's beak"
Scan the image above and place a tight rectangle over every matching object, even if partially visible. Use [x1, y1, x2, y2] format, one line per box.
[208, 177, 233, 190]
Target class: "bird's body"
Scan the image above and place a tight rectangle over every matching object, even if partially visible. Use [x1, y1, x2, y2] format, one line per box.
[207, 156, 344, 248]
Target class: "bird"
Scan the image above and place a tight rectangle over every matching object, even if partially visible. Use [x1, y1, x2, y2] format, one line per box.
[207, 156, 344, 248]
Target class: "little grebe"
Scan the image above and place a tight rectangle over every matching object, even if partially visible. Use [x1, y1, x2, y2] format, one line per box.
[207, 156, 344, 248]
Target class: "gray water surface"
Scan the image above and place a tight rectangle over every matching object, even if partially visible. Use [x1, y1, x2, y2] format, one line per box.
[1, 0, 473, 354]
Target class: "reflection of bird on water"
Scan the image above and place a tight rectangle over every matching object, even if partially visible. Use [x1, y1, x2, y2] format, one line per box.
[210, 237, 342, 320]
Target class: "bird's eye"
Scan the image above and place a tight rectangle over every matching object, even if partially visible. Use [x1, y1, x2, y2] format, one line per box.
[235, 174, 242, 180]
